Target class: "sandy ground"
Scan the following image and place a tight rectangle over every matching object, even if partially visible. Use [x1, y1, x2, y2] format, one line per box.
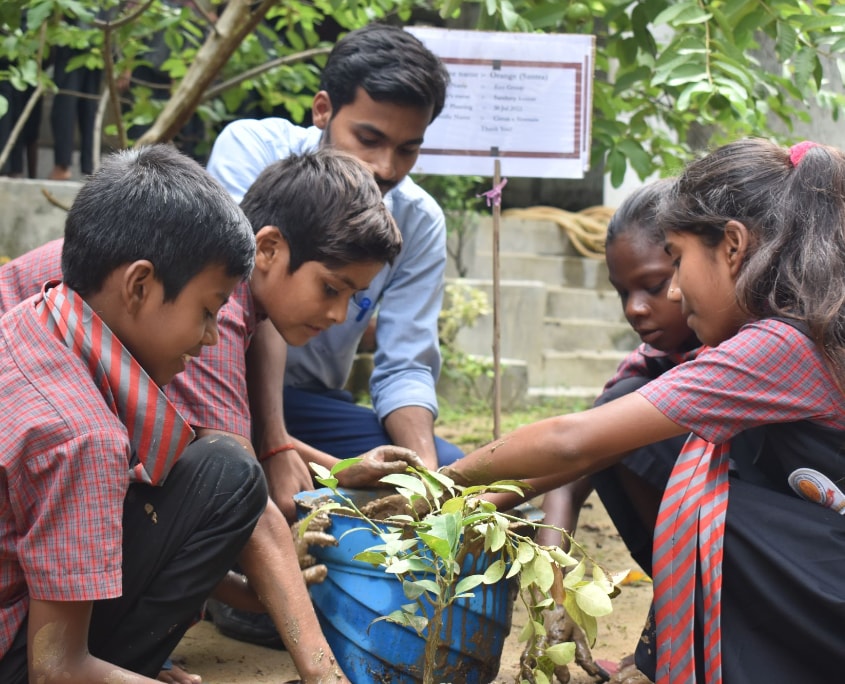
[170, 492, 653, 683]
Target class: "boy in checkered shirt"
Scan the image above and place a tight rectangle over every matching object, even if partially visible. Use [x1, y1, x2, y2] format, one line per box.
[0, 145, 270, 683]
[0, 146, 418, 682]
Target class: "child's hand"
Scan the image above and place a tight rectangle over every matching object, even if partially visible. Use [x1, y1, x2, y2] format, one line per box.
[291, 512, 335, 585]
[336, 445, 426, 488]
[520, 602, 612, 683]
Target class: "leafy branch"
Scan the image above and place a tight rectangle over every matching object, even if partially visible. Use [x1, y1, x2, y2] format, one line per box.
[300, 458, 624, 684]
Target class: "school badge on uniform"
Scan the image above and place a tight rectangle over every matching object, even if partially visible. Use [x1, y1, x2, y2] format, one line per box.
[788, 467, 845, 514]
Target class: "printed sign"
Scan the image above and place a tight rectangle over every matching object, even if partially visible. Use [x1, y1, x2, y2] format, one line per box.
[407, 27, 595, 178]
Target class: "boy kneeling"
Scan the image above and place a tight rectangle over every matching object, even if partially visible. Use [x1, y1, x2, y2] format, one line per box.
[0, 145, 266, 683]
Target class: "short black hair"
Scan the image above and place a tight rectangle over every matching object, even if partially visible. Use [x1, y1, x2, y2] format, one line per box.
[239, 148, 402, 271]
[319, 23, 449, 123]
[606, 178, 674, 247]
[62, 145, 255, 301]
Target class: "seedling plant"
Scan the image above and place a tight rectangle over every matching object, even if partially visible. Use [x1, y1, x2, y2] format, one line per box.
[300, 459, 625, 684]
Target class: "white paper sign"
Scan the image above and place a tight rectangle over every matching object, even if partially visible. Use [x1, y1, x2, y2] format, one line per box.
[407, 27, 595, 179]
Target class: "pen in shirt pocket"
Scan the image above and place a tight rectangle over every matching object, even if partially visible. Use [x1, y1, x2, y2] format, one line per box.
[355, 295, 372, 322]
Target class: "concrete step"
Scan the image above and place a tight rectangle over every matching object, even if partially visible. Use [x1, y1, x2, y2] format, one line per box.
[537, 349, 628, 388]
[466, 250, 612, 290]
[472, 216, 581, 257]
[543, 317, 639, 353]
[545, 285, 624, 322]
[525, 385, 602, 408]
[446, 216, 592, 279]
[450, 278, 547, 376]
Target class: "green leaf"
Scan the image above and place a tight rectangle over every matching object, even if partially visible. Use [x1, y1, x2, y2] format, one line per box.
[416, 532, 451, 561]
[791, 14, 845, 32]
[330, 457, 363, 475]
[531, 554, 556, 593]
[654, 1, 702, 25]
[564, 592, 598, 646]
[663, 63, 709, 88]
[500, 0, 520, 30]
[574, 582, 614, 617]
[776, 21, 798, 62]
[410, 578, 440, 595]
[516, 541, 535, 564]
[310, 462, 331, 480]
[518, 618, 536, 642]
[375, 610, 427, 635]
[440, 496, 465, 514]
[616, 139, 653, 180]
[419, 466, 449, 498]
[483, 559, 506, 584]
[455, 574, 484, 595]
[592, 564, 614, 594]
[607, 148, 627, 188]
[380, 473, 428, 497]
[354, 550, 386, 566]
[546, 546, 579, 568]
[545, 641, 576, 665]
[428, 510, 461, 547]
[487, 521, 507, 552]
[532, 670, 551, 684]
[519, 560, 536, 590]
[439, 0, 463, 19]
[613, 66, 654, 95]
[478, 481, 529, 496]
[735, 8, 771, 38]
[402, 580, 426, 599]
[563, 560, 586, 588]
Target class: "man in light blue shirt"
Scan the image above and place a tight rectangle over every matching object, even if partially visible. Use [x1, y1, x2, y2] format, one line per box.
[206, 24, 463, 524]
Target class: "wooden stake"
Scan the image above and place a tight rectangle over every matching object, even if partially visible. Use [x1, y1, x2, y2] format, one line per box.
[492, 159, 502, 439]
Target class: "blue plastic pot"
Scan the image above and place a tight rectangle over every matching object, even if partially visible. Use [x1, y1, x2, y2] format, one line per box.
[295, 488, 523, 684]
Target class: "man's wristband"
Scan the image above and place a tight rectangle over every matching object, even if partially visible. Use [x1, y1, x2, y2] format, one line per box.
[258, 443, 297, 463]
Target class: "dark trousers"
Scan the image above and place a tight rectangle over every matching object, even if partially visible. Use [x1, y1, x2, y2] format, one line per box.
[0, 435, 267, 682]
[50, 45, 101, 173]
[283, 386, 464, 467]
[0, 73, 42, 177]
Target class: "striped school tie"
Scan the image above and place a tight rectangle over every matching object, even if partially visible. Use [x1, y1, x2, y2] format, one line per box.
[653, 436, 730, 684]
[38, 282, 194, 485]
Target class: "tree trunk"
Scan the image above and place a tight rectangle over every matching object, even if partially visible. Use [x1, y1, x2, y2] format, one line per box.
[136, 0, 277, 146]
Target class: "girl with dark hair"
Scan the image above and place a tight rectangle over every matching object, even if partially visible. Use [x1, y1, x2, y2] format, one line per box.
[445, 138, 845, 683]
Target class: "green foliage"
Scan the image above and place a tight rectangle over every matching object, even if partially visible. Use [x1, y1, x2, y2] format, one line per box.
[438, 280, 493, 388]
[303, 458, 622, 684]
[1, 0, 842, 182]
[0, 0, 416, 149]
[440, 0, 845, 184]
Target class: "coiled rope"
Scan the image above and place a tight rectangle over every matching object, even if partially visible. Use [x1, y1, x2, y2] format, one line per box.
[501, 205, 615, 260]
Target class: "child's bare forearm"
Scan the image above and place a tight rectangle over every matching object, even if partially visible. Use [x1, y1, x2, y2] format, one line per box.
[237, 501, 350, 683]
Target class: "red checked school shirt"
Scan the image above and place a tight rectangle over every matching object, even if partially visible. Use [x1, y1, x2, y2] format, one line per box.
[637, 319, 845, 443]
[637, 318, 845, 682]
[0, 241, 260, 442]
[0, 295, 127, 659]
[605, 343, 702, 395]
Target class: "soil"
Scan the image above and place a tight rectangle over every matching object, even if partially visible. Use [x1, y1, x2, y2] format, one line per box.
[170, 492, 653, 684]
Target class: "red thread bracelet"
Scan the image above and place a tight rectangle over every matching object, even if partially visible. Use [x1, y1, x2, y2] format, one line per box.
[258, 443, 296, 463]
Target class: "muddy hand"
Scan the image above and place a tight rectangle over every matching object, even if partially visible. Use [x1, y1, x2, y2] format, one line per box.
[358, 489, 438, 521]
[337, 445, 426, 489]
[291, 512, 336, 585]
